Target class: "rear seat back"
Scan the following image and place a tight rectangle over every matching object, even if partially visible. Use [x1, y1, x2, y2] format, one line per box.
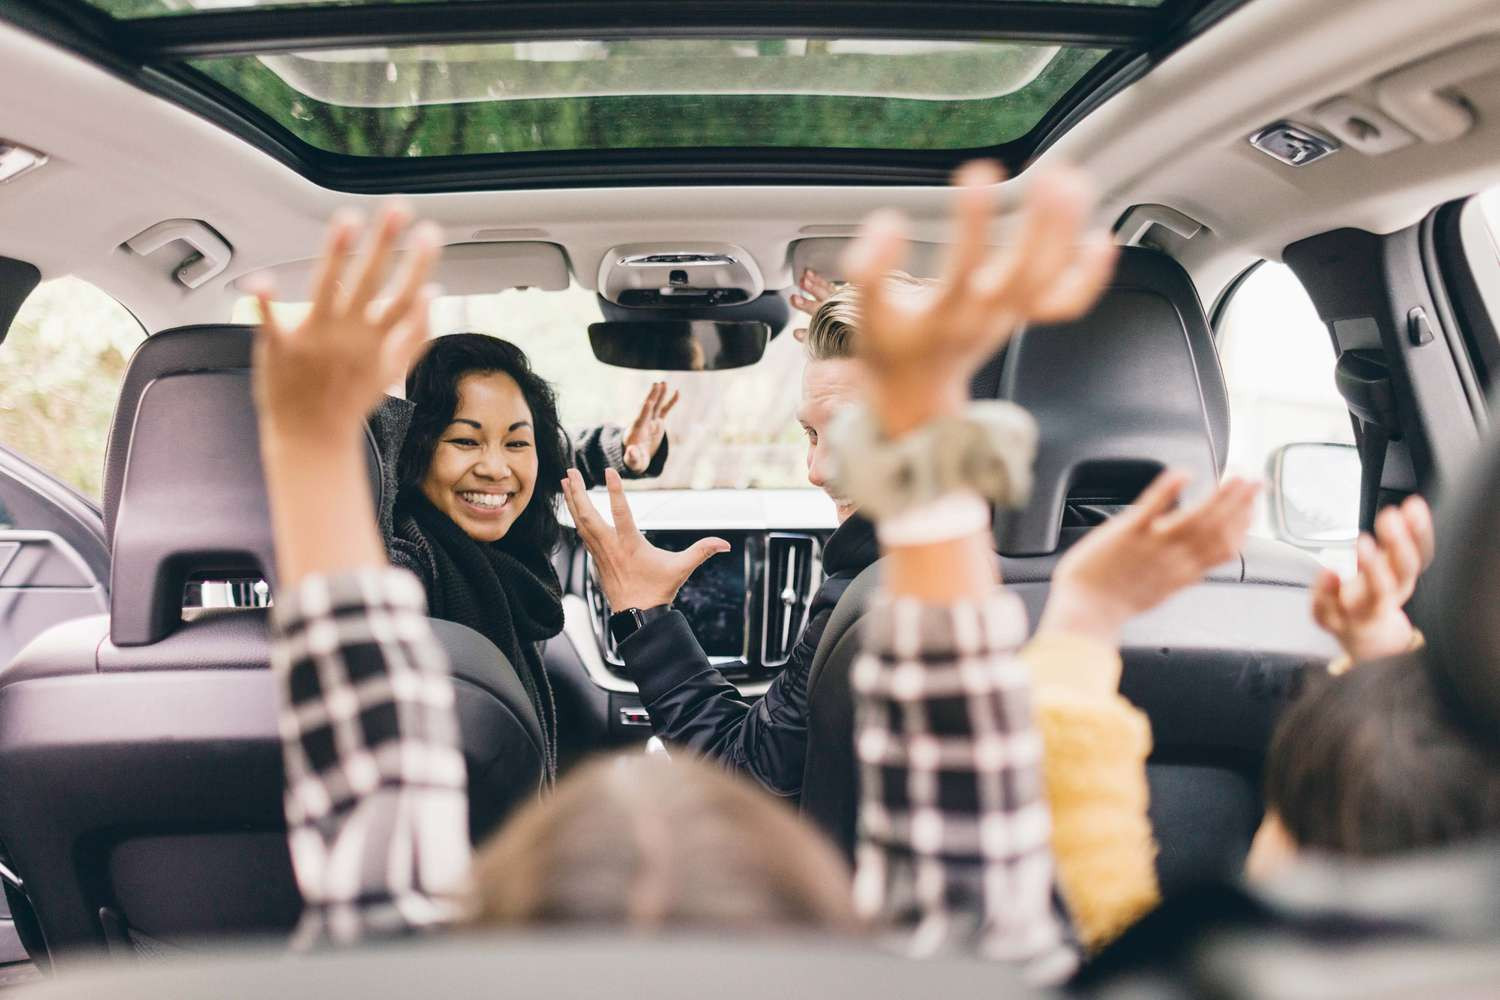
[0, 326, 544, 966]
[802, 248, 1338, 895]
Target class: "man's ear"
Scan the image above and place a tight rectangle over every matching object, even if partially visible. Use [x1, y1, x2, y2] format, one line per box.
[793, 326, 808, 343]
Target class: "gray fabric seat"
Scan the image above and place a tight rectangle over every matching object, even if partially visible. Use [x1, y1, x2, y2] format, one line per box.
[0, 326, 544, 967]
[800, 248, 1339, 896]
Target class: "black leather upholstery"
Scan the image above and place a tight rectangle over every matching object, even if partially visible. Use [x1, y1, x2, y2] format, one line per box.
[1425, 406, 1500, 741]
[0, 325, 544, 964]
[801, 247, 1336, 897]
[998, 248, 1229, 556]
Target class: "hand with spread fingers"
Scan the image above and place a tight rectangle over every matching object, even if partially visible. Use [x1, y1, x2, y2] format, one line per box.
[561, 467, 729, 613]
[1038, 471, 1260, 646]
[1311, 494, 1434, 664]
[841, 160, 1118, 436]
[251, 204, 441, 445]
[621, 380, 680, 473]
[790, 268, 838, 342]
[249, 203, 442, 586]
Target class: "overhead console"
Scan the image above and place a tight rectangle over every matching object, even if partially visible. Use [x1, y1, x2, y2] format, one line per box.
[596, 242, 763, 309]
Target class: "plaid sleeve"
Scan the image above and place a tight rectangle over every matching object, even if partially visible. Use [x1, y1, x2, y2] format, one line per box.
[269, 567, 471, 947]
[850, 588, 1077, 983]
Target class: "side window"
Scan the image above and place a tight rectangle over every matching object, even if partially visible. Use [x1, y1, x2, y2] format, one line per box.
[1453, 185, 1500, 389]
[1216, 262, 1357, 569]
[0, 277, 144, 501]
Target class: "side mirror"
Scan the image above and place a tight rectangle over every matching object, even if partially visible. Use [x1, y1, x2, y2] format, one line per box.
[1267, 442, 1361, 548]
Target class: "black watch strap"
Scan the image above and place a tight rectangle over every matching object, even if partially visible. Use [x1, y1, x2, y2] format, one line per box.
[608, 604, 672, 645]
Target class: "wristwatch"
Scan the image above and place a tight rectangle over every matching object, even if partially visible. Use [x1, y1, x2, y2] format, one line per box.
[608, 604, 673, 645]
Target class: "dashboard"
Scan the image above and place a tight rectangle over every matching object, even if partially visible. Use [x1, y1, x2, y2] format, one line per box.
[558, 489, 837, 713]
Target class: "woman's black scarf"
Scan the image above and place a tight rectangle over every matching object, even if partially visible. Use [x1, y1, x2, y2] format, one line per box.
[393, 485, 563, 779]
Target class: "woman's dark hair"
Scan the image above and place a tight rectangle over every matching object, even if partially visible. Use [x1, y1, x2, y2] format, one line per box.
[1265, 652, 1500, 857]
[398, 333, 569, 552]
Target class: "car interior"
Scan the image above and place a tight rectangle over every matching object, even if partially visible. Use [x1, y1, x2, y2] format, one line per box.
[1, 0, 1499, 994]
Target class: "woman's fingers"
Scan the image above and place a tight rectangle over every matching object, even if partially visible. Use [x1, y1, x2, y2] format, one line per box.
[657, 387, 680, 419]
[372, 221, 442, 331]
[1353, 533, 1395, 613]
[563, 469, 611, 547]
[842, 208, 910, 332]
[675, 536, 733, 576]
[981, 166, 1095, 317]
[1310, 569, 1345, 634]
[1402, 494, 1436, 567]
[603, 468, 639, 538]
[1028, 232, 1118, 324]
[379, 284, 436, 387]
[341, 203, 411, 315]
[1125, 469, 1190, 528]
[247, 280, 285, 342]
[1375, 504, 1422, 594]
[307, 210, 361, 322]
[939, 160, 1005, 297]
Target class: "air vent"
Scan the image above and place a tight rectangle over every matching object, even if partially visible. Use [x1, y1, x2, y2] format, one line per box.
[761, 533, 821, 668]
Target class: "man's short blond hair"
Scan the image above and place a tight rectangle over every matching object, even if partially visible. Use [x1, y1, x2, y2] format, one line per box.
[803, 271, 931, 362]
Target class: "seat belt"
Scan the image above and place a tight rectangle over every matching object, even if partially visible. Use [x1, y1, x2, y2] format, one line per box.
[1354, 421, 1390, 534]
[1334, 351, 1400, 533]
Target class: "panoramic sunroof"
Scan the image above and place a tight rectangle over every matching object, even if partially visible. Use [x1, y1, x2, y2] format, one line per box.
[188, 41, 1107, 157]
[3, 0, 1254, 190]
[82, 0, 1170, 14]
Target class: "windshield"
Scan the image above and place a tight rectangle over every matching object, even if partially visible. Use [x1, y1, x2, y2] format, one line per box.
[240, 285, 813, 490]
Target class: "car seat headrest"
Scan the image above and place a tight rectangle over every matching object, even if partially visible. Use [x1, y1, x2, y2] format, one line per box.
[992, 247, 1229, 556]
[106, 325, 383, 646]
[1424, 416, 1500, 740]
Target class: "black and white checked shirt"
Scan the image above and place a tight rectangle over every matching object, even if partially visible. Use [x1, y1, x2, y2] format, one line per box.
[271, 568, 471, 946]
[270, 567, 1073, 975]
[851, 589, 1076, 981]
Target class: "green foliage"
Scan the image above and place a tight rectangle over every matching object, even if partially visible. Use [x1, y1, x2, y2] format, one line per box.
[188, 45, 1106, 157]
[0, 279, 144, 500]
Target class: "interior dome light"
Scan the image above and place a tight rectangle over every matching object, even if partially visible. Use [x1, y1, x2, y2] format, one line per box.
[0, 142, 46, 184]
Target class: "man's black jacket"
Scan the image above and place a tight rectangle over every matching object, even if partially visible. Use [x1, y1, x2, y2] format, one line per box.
[616, 514, 879, 798]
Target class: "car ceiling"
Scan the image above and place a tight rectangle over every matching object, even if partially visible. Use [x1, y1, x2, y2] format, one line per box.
[0, 0, 1498, 334]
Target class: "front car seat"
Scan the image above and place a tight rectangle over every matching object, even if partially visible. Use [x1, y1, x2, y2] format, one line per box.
[0, 326, 544, 967]
[801, 248, 1339, 897]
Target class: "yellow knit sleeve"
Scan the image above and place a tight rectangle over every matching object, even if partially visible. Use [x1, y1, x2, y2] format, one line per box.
[1021, 633, 1161, 951]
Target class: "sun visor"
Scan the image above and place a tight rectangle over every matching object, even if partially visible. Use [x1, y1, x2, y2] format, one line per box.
[789, 237, 946, 284]
[233, 241, 570, 298]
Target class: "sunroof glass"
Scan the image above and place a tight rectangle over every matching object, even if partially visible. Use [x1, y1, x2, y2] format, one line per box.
[86, 0, 1166, 16]
[188, 40, 1107, 157]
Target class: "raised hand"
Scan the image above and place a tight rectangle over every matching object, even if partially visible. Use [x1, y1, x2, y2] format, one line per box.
[250, 204, 441, 445]
[249, 204, 442, 587]
[842, 160, 1117, 436]
[1311, 494, 1434, 664]
[621, 380, 679, 474]
[1038, 471, 1260, 645]
[790, 268, 838, 340]
[561, 467, 729, 613]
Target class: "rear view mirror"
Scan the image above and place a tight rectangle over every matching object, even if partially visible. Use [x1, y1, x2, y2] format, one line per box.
[1268, 442, 1361, 548]
[587, 320, 769, 371]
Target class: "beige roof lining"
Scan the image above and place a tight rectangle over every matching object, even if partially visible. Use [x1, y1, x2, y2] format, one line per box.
[0, 0, 1498, 330]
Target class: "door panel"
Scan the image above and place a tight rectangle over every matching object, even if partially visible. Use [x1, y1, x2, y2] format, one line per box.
[0, 451, 109, 970]
[0, 530, 107, 668]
